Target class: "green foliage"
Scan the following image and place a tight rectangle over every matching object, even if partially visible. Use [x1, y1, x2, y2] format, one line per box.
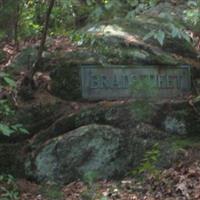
[0, 72, 28, 136]
[184, 0, 200, 25]
[143, 12, 191, 46]
[132, 143, 160, 177]
[82, 171, 102, 200]
[130, 78, 156, 120]
[0, 175, 19, 200]
[144, 29, 165, 46]
[39, 184, 64, 200]
[171, 136, 200, 150]
[0, 0, 198, 43]
[130, 77, 157, 97]
[0, 72, 16, 88]
[83, 171, 98, 186]
[0, 50, 6, 63]
[20, 3, 42, 38]
[0, 0, 18, 40]
[131, 101, 153, 121]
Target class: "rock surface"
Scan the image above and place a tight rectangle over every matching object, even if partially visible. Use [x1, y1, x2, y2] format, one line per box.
[9, 6, 199, 101]
[49, 13, 199, 100]
[26, 124, 129, 184]
[0, 143, 25, 177]
[23, 100, 200, 184]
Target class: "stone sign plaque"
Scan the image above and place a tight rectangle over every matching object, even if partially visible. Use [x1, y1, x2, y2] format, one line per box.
[81, 65, 191, 100]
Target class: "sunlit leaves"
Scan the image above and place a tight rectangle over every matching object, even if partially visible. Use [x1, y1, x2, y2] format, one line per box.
[0, 71, 28, 137]
[0, 124, 14, 136]
[0, 72, 16, 88]
[184, 0, 200, 25]
[143, 29, 165, 46]
[155, 30, 165, 46]
[127, 0, 139, 7]
[143, 8, 193, 46]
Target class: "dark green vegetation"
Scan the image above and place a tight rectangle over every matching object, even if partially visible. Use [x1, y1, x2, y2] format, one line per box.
[0, 0, 200, 199]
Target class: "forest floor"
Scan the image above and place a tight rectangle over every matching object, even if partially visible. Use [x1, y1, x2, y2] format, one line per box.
[13, 147, 200, 200]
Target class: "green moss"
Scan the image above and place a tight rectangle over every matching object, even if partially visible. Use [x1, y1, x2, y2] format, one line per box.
[170, 136, 200, 150]
[0, 144, 25, 177]
[39, 184, 64, 200]
[50, 62, 81, 100]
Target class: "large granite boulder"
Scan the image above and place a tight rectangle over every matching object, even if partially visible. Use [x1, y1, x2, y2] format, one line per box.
[26, 124, 129, 184]
[25, 122, 179, 184]
[49, 12, 199, 100]
[0, 143, 25, 177]
[23, 100, 200, 184]
[30, 100, 200, 149]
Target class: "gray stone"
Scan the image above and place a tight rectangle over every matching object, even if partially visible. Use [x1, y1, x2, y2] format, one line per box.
[26, 124, 129, 184]
[164, 116, 187, 135]
[49, 13, 198, 101]
[81, 65, 191, 100]
[23, 100, 200, 184]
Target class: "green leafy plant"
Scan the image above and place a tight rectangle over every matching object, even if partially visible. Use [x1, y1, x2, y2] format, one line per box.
[39, 184, 64, 200]
[132, 143, 160, 177]
[143, 12, 191, 46]
[0, 72, 28, 136]
[0, 175, 19, 200]
[130, 78, 157, 98]
[81, 171, 102, 200]
[130, 78, 157, 121]
[184, 0, 200, 25]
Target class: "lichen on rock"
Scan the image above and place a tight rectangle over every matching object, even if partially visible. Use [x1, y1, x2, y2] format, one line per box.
[26, 124, 129, 184]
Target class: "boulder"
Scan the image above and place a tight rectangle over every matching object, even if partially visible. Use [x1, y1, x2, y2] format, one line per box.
[30, 102, 146, 147]
[31, 100, 200, 149]
[26, 121, 186, 184]
[49, 13, 199, 100]
[26, 124, 129, 184]
[0, 100, 197, 183]
[50, 62, 81, 100]
[23, 100, 200, 184]
[0, 143, 25, 177]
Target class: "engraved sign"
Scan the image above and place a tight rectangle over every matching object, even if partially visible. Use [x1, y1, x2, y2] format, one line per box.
[81, 65, 191, 100]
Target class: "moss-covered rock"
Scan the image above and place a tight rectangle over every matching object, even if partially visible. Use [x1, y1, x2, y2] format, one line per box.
[8, 10, 199, 101]
[49, 13, 198, 100]
[30, 102, 142, 148]
[30, 100, 200, 151]
[0, 143, 25, 177]
[26, 124, 129, 184]
[79, 14, 198, 66]
[50, 62, 81, 100]
[1, 100, 197, 183]
[26, 121, 186, 184]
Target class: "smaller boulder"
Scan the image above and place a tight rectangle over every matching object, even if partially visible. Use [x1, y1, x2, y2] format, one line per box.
[26, 124, 128, 184]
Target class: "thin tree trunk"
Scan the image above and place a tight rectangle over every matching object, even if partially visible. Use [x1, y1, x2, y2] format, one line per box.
[19, 0, 55, 99]
[31, 0, 55, 77]
[14, 0, 20, 49]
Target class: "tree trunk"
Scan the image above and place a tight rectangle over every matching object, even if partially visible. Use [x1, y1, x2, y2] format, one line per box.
[19, 0, 55, 99]
[31, 0, 55, 77]
[14, 0, 20, 48]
